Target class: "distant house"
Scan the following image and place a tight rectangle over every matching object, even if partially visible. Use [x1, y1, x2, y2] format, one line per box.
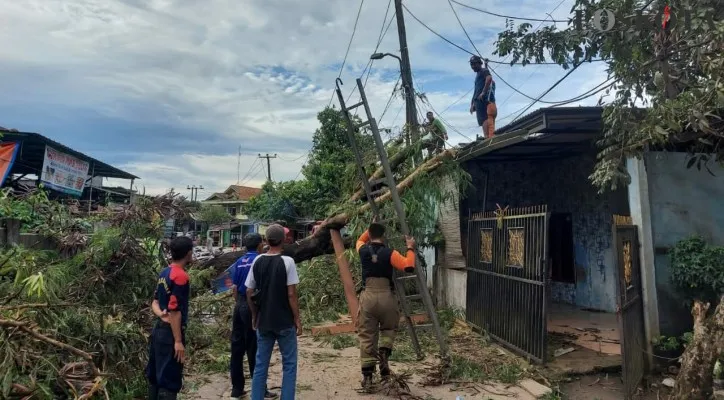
[202, 185, 262, 247]
[202, 185, 262, 220]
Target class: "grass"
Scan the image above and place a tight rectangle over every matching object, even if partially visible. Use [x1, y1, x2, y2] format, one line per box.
[315, 334, 358, 350]
[448, 355, 486, 381]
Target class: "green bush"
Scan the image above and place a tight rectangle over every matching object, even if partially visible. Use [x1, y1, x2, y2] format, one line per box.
[669, 236, 724, 306]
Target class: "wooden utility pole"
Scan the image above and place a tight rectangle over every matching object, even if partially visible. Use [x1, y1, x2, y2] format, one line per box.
[258, 153, 278, 182]
[393, 0, 419, 145]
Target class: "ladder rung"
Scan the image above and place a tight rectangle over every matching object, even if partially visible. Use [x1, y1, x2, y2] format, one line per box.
[370, 177, 387, 186]
[413, 323, 433, 330]
[396, 274, 417, 281]
[405, 294, 422, 301]
[356, 121, 370, 129]
[368, 189, 386, 197]
[345, 101, 364, 111]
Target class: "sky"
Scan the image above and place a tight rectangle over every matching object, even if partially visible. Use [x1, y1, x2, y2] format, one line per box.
[0, 0, 610, 198]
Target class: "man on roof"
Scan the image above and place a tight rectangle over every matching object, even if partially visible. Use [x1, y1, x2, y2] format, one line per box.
[469, 55, 497, 139]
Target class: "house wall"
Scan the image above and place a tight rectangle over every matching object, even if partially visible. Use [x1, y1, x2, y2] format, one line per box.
[460, 150, 629, 312]
[642, 152, 724, 337]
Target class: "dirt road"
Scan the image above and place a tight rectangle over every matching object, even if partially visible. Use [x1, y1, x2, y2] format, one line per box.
[185, 336, 542, 400]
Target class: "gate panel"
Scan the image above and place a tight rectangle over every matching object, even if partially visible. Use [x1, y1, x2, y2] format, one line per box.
[466, 206, 549, 363]
[614, 223, 647, 399]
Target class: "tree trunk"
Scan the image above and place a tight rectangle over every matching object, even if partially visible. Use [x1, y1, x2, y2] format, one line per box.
[670, 296, 724, 400]
[200, 148, 456, 271]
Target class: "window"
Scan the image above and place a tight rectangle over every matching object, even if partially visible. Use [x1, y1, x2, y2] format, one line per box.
[227, 207, 237, 216]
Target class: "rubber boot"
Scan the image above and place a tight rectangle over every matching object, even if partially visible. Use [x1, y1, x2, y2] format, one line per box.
[148, 385, 159, 400]
[361, 366, 375, 392]
[379, 347, 392, 378]
[158, 388, 178, 400]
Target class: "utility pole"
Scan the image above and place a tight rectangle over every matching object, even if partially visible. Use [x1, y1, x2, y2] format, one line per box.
[186, 185, 204, 237]
[258, 153, 278, 182]
[237, 145, 241, 184]
[393, 0, 420, 147]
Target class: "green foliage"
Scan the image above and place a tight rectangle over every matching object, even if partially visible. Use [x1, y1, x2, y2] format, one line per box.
[0, 191, 189, 398]
[494, 0, 724, 191]
[197, 204, 232, 225]
[301, 107, 375, 217]
[669, 235, 724, 306]
[296, 254, 361, 326]
[246, 180, 315, 223]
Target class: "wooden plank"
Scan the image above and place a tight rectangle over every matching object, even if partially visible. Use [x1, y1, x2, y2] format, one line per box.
[311, 313, 429, 336]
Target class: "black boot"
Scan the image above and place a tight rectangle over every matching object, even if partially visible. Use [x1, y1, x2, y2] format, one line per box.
[379, 347, 392, 377]
[148, 385, 159, 400]
[157, 388, 178, 400]
[361, 366, 375, 391]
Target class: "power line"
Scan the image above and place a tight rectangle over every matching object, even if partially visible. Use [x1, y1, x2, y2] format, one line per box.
[511, 62, 582, 121]
[449, 0, 568, 22]
[401, 4, 601, 66]
[448, 0, 482, 56]
[495, 0, 567, 110]
[440, 89, 472, 115]
[328, 0, 366, 107]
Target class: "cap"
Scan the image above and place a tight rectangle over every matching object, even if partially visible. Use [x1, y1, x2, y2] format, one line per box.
[266, 224, 286, 244]
[469, 55, 482, 64]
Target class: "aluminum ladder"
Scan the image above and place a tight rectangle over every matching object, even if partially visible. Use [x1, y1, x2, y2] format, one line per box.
[334, 77, 449, 361]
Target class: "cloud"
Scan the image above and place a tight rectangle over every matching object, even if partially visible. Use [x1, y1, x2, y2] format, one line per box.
[0, 0, 610, 196]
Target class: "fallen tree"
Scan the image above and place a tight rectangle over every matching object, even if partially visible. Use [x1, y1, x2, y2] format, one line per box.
[286, 148, 457, 263]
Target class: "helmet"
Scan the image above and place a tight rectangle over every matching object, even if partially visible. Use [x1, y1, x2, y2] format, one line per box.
[469, 55, 483, 65]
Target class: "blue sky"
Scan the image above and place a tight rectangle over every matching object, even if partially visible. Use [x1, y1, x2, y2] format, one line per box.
[0, 0, 608, 196]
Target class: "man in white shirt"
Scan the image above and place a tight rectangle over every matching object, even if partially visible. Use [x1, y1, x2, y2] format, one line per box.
[244, 224, 301, 400]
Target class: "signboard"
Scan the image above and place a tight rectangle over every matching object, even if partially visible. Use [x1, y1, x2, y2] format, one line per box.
[0, 142, 19, 186]
[163, 219, 175, 238]
[212, 266, 235, 294]
[41, 146, 90, 197]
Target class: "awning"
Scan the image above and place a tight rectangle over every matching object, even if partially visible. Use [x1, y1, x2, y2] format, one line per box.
[0, 130, 138, 180]
[456, 106, 603, 163]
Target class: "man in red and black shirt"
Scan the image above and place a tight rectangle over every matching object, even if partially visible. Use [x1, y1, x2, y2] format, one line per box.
[147, 236, 193, 400]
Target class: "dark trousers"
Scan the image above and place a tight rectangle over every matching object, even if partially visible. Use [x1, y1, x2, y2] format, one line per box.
[230, 301, 257, 393]
[146, 322, 185, 394]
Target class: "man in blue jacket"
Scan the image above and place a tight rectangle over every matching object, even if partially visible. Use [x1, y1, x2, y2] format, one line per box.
[229, 233, 276, 399]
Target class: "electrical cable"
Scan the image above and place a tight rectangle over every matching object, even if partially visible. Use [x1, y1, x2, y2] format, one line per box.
[401, 4, 602, 66]
[439, 88, 472, 116]
[449, 0, 568, 22]
[237, 158, 261, 186]
[511, 63, 582, 122]
[328, 0, 366, 107]
[378, 77, 401, 124]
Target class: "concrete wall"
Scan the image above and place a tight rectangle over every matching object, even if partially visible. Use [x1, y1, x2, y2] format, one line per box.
[460, 150, 629, 312]
[643, 152, 724, 337]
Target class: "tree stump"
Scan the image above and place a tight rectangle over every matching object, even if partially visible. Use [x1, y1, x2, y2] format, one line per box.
[670, 296, 724, 400]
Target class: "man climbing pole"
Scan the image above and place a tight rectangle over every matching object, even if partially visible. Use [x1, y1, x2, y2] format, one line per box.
[469, 55, 497, 139]
[355, 221, 416, 388]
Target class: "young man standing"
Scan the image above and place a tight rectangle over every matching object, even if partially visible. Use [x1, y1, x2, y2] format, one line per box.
[146, 236, 193, 400]
[469, 55, 497, 139]
[356, 222, 417, 388]
[229, 233, 276, 399]
[245, 224, 301, 400]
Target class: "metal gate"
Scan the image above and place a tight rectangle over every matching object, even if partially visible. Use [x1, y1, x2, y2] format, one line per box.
[613, 220, 647, 399]
[465, 205, 550, 363]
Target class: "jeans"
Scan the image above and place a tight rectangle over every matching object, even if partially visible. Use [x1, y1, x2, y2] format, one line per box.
[251, 327, 297, 400]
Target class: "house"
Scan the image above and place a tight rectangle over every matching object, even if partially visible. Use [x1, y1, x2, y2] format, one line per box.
[434, 106, 724, 398]
[202, 185, 262, 219]
[203, 185, 262, 247]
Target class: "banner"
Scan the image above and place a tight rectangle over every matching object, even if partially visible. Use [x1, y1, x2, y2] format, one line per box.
[41, 146, 90, 197]
[212, 266, 235, 295]
[0, 142, 19, 186]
